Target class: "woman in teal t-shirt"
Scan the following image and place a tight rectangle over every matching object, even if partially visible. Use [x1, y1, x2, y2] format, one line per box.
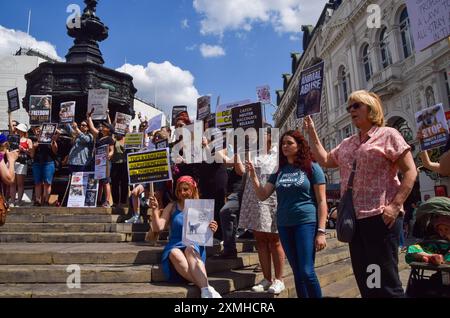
[246, 130, 327, 298]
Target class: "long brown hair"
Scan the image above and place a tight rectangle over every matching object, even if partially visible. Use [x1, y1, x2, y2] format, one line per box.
[279, 130, 314, 178]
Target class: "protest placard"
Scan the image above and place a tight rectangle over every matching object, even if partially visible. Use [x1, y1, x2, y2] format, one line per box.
[215, 99, 251, 131]
[415, 103, 449, 151]
[256, 85, 271, 104]
[172, 106, 188, 125]
[59, 101, 76, 124]
[197, 96, 211, 121]
[124, 133, 144, 150]
[127, 149, 172, 185]
[67, 172, 99, 208]
[155, 139, 169, 150]
[88, 89, 109, 120]
[231, 102, 263, 130]
[94, 145, 108, 180]
[29, 95, 52, 125]
[7, 88, 20, 112]
[405, 0, 450, 52]
[114, 112, 132, 136]
[297, 61, 324, 118]
[38, 123, 57, 144]
[146, 113, 163, 135]
[7, 134, 20, 150]
[182, 199, 215, 247]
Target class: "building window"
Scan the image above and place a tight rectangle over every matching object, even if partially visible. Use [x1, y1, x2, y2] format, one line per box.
[380, 27, 392, 69]
[339, 66, 349, 104]
[343, 124, 352, 139]
[362, 44, 373, 81]
[400, 8, 414, 59]
[425, 86, 435, 107]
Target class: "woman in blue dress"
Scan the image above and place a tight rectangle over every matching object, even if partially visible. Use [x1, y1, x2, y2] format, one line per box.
[149, 175, 221, 298]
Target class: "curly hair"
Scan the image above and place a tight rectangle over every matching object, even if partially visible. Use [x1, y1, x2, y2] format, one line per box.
[279, 130, 314, 178]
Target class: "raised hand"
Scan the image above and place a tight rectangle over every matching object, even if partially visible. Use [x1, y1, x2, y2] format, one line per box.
[148, 196, 159, 210]
[209, 220, 218, 233]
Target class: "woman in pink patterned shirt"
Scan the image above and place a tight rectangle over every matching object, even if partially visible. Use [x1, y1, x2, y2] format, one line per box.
[304, 90, 417, 298]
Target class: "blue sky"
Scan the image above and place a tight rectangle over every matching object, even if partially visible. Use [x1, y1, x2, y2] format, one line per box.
[0, 0, 328, 123]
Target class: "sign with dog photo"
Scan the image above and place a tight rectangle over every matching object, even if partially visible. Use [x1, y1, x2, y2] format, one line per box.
[67, 172, 99, 208]
[182, 199, 215, 247]
[415, 103, 449, 151]
[296, 61, 324, 118]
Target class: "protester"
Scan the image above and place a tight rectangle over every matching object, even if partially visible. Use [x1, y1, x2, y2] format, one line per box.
[67, 121, 94, 173]
[0, 134, 19, 184]
[8, 112, 18, 135]
[419, 138, 450, 177]
[149, 176, 221, 298]
[111, 135, 129, 208]
[29, 126, 58, 206]
[236, 126, 286, 294]
[303, 90, 417, 298]
[8, 124, 32, 206]
[247, 130, 327, 298]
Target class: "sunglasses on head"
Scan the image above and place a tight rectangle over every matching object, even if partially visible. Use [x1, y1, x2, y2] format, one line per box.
[346, 103, 362, 113]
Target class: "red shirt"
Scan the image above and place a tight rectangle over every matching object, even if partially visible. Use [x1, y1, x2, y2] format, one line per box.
[330, 126, 411, 220]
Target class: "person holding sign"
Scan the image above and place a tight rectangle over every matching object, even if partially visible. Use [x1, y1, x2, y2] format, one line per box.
[303, 90, 417, 298]
[87, 109, 115, 208]
[246, 130, 327, 298]
[67, 121, 94, 173]
[149, 176, 221, 298]
[0, 133, 19, 185]
[29, 126, 58, 206]
[419, 138, 450, 177]
[9, 124, 32, 207]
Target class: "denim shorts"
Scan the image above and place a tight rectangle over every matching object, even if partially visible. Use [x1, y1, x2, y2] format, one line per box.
[32, 161, 55, 184]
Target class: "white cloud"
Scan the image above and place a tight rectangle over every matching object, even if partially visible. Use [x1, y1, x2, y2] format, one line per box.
[0, 25, 62, 60]
[199, 44, 226, 58]
[116, 61, 200, 118]
[193, 0, 328, 36]
[186, 44, 198, 51]
[181, 19, 190, 29]
[289, 35, 300, 42]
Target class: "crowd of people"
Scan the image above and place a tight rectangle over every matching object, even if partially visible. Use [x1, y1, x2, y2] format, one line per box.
[1, 89, 449, 298]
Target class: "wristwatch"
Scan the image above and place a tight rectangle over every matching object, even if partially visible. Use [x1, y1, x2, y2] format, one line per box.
[317, 228, 327, 235]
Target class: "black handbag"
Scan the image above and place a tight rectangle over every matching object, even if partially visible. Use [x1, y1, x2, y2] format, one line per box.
[336, 137, 369, 243]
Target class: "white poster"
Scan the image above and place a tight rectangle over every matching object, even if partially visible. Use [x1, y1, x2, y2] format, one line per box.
[88, 89, 109, 120]
[114, 112, 132, 136]
[182, 199, 215, 247]
[60, 101, 76, 123]
[67, 172, 99, 208]
[415, 103, 450, 151]
[406, 0, 450, 52]
[256, 85, 271, 104]
[94, 145, 108, 180]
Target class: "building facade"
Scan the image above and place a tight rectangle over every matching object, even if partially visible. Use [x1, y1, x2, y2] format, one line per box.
[275, 0, 450, 201]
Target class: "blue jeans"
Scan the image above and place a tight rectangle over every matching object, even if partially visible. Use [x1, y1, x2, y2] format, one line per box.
[32, 161, 55, 184]
[278, 222, 322, 298]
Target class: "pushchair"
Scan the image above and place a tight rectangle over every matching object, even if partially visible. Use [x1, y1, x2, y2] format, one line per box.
[405, 197, 450, 298]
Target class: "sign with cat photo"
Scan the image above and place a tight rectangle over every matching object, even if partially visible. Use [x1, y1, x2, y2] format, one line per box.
[415, 103, 449, 151]
[182, 199, 215, 247]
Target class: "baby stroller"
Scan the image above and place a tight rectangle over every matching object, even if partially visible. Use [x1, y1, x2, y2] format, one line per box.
[405, 197, 450, 298]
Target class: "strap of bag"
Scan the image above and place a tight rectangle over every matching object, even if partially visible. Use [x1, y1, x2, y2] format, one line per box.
[347, 136, 371, 189]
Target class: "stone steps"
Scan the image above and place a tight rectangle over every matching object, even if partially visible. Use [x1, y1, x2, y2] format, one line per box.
[10, 207, 112, 215]
[0, 232, 148, 243]
[0, 223, 150, 233]
[7, 214, 120, 224]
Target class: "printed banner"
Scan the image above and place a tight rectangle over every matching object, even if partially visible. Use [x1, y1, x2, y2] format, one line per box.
[7, 134, 20, 151]
[172, 106, 188, 125]
[124, 133, 144, 150]
[256, 85, 271, 104]
[406, 0, 450, 52]
[94, 145, 108, 180]
[216, 99, 251, 131]
[29, 95, 52, 125]
[38, 123, 57, 144]
[67, 172, 99, 208]
[59, 101, 76, 124]
[7, 88, 20, 112]
[114, 112, 132, 136]
[88, 89, 109, 120]
[231, 102, 263, 130]
[182, 199, 215, 247]
[415, 103, 449, 151]
[297, 61, 324, 118]
[197, 96, 211, 121]
[127, 149, 172, 185]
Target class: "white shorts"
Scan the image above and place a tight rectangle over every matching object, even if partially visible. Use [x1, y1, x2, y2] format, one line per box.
[14, 162, 28, 175]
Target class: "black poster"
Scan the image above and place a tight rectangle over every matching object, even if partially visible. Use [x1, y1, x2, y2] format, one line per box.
[155, 139, 169, 150]
[7, 88, 20, 112]
[7, 134, 20, 150]
[231, 102, 263, 130]
[197, 96, 211, 121]
[29, 95, 52, 125]
[296, 61, 324, 119]
[38, 123, 57, 144]
[172, 106, 188, 125]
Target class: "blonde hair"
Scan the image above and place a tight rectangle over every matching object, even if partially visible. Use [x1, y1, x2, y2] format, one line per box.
[175, 181, 200, 201]
[348, 90, 385, 127]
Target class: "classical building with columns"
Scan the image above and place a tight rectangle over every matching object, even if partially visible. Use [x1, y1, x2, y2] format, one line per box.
[274, 0, 450, 201]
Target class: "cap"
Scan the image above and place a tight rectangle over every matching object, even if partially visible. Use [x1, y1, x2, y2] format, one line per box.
[0, 134, 7, 144]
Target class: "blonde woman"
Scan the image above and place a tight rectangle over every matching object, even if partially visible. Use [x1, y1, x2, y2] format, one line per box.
[303, 90, 417, 298]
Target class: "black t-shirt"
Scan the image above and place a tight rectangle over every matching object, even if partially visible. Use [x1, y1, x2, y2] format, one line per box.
[34, 144, 55, 164]
[95, 136, 114, 150]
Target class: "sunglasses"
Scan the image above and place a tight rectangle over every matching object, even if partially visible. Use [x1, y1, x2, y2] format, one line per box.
[346, 103, 362, 113]
[80, 124, 88, 127]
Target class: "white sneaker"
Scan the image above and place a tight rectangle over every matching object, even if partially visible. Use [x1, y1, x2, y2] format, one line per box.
[201, 286, 222, 298]
[268, 279, 285, 294]
[251, 278, 272, 292]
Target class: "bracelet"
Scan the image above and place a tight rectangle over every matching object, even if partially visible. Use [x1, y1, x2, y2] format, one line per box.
[317, 228, 327, 235]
